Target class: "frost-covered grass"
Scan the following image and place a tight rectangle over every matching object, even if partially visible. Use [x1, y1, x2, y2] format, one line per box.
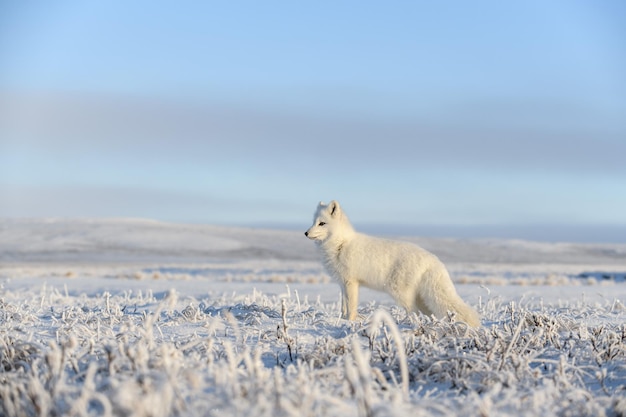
[2, 219, 625, 416]
[2, 278, 626, 417]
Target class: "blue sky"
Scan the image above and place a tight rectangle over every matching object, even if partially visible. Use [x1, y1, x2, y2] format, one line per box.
[1, 1, 625, 241]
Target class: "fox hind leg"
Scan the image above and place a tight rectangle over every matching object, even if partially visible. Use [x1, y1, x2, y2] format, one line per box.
[413, 291, 435, 317]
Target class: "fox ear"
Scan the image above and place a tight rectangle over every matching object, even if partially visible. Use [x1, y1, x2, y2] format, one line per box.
[318, 201, 326, 208]
[328, 200, 340, 217]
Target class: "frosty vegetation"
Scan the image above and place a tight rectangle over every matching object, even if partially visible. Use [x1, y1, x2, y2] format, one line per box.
[1, 219, 626, 416]
[1, 282, 626, 417]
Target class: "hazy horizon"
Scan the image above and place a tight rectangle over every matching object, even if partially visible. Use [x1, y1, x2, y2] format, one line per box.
[2, 215, 625, 244]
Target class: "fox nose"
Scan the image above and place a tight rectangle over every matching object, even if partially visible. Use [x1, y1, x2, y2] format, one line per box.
[304, 231, 308, 237]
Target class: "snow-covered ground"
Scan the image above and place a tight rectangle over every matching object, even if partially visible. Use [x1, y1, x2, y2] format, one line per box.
[1, 219, 626, 416]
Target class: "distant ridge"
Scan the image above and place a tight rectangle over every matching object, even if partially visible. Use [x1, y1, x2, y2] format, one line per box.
[1, 218, 625, 265]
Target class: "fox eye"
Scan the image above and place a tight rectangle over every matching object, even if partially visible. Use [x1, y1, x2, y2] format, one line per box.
[318, 222, 326, 226]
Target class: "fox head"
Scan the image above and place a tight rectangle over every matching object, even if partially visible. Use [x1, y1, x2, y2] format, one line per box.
[304, 200, 353, 242]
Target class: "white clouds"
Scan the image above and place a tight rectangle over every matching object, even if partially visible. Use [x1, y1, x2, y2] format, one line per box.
[0, 184, 299, 224]
[2, 91, 624, 177]
[2, 91, 625, 227]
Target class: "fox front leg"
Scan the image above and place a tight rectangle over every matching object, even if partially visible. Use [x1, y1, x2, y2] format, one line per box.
[340, 282, 348, 319]
[342, 280, 359, 320]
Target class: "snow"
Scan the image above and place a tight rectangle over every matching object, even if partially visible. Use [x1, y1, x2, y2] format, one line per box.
[1, 218, 626, 416]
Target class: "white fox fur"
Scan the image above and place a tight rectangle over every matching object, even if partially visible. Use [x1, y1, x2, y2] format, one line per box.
[305, 200, 480, 327]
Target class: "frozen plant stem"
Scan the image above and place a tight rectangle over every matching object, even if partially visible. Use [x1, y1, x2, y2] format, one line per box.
[499, 312, 526, 371]
[282, 299, 289, 336]
[368, 309, 409, 399]
[347, 338, 375, 417]
[278, 299, 294, 362]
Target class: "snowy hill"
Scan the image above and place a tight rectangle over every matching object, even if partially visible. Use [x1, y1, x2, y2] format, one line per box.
[0, 218, 315, 263]
[1, 218, 625, 265]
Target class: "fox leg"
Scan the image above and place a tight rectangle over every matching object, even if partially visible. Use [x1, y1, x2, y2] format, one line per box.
[340, 283, 348, 318]
[342, 280, 359, 320]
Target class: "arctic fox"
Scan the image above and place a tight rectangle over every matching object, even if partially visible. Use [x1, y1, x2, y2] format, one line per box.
[305, 201, 480, 327]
